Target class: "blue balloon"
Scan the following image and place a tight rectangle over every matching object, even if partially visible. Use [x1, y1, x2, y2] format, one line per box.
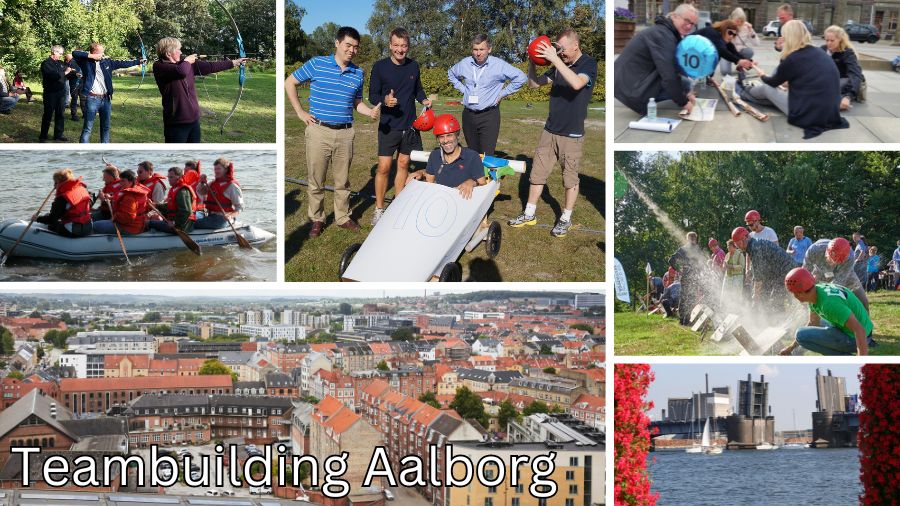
[676, 35, 719, 78]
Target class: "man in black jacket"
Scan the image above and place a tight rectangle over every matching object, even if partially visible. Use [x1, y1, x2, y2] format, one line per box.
[614, 4, 698, 116]
[39, 45, 73, 142]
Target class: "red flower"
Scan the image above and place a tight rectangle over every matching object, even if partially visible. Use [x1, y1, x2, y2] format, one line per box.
[858, 364, 900, 505]
[615, 364, 659, 505]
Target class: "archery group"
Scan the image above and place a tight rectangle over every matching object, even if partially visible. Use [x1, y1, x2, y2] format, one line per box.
[34, 37, 248, 144]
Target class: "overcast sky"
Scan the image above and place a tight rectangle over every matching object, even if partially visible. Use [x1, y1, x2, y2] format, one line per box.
[646, 364, 861, 432]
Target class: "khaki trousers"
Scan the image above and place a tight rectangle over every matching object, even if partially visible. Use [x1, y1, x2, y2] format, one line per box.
[305, 123, 355, 225]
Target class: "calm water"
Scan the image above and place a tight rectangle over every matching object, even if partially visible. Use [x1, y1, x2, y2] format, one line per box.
[649, 448, 861, 505]
[0, 150, 276, 281]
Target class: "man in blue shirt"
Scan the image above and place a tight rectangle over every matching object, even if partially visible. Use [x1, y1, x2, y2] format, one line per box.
[448, 34, 526, 156]
[369, 27, 432, 225]
[285, 26, 381, 238]
[407, 114, 486, 199]
[73, 42, 143, 143]
[786, 225, 812, 264]
[509, 28, 598, 238]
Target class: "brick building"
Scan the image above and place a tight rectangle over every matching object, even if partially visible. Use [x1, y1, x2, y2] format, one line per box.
[59, 375, 233, 416]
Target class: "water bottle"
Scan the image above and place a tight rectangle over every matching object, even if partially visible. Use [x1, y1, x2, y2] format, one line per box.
[647, 98, 657, 121]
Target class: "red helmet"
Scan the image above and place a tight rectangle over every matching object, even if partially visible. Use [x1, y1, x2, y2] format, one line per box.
[708, 239, 718, 248]
[527, 35, 553, 65]
[433, 114, 461, 136]
[412, 107, 435, 131]
[784, 267, 816, 294]
[826, 237, 851, 264]
[731, 227, 749, 243]
[745, 210, 761, 223]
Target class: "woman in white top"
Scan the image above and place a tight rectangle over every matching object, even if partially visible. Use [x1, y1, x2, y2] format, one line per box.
[720, 8, 759, 76]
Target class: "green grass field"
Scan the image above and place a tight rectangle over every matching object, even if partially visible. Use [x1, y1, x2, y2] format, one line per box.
[284, 89, 606, 282]
[615, 290, 900, 356]
[1, 70, 276, 143]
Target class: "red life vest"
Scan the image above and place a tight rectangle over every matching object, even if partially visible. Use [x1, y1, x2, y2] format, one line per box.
[205, 178, 240, 214]
[164, 182, 201, 222]
[57, 178, 91, 225]
[113, 185, 150, 234]
[140, 173, 167, 198]
[182, 169, 206, 211]
[99, 179, 125, 213]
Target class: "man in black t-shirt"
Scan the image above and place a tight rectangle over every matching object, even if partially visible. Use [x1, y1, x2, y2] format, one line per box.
[39, 45, 74, 142]
[408, 114, 486, 200]
[508, 28, 597, 238]
[368, 27, 432, 225]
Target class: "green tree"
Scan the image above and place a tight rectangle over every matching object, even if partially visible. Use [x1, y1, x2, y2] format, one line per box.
[450, 386, 489, 428]
[6, 371, 24, 380]
[391, 326, 417, 341]
[523, 400, 550, 416]
[303, 21, 341, 61]
[418, 391, 441, 409]
[141, 312, 162, 322]
[300, 395, 320, 404]
[569, 323, 594, 333]
[543, 366, 557, 375]
[0, 326, 15, 355]
[59, 312, 75, 325]
[29, 310, 41, 318]
[338, 303, 352, 315]
[198, 359, 237, 382]
[376, 360, 390, 371]
[36, 346, 45, 360]
[497, 399, 520, 430]
[539, 344, 553, 355]
[146, 324, 172, 335]
[284, 1, 307, 62]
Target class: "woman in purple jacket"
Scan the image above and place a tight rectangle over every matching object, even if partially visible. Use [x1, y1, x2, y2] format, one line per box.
[153, 37, 248, 143]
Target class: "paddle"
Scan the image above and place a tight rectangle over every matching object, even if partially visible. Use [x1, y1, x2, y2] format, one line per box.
[104, 194, 132, 265]
[0, 184, 57, 266]
[146, 201, 202, 256]
[202, 181, 252, 249]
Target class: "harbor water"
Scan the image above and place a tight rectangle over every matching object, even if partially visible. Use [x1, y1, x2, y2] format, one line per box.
[0, 151, 276, 281]
[649, 447, 861, 505]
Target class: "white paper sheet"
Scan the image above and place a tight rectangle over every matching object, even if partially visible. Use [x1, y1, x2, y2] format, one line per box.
[342, 179, 498, 281]
[627, 117, 681, 132]
[680, 98, 717, 121]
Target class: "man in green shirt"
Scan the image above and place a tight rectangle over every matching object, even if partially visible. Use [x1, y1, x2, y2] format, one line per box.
[780, 267, 875, 356]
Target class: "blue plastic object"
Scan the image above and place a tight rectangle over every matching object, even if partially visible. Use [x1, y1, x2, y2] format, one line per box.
[676, 35, 719, 78]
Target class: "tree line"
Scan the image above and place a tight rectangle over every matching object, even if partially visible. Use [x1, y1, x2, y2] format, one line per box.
[0, 0, 275, 78]
[614, 151, 900, 297]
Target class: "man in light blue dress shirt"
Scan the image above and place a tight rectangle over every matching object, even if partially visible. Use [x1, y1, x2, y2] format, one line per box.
[448, 34, 526, 155]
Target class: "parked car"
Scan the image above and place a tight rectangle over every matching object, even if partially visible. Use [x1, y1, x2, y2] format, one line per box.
[384, 489, 395, 501]
[250, 486, 273, 494]
[205, 490, 220, 496]
[763, 20, 780, 36]
[845, 23, 880, 43]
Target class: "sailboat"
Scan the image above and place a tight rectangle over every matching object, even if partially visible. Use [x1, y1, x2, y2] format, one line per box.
[756, 441, 779, 450]
[687, 418, 722, 454]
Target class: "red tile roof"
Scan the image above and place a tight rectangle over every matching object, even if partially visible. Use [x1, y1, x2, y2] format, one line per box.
[60, 375, 232, 392]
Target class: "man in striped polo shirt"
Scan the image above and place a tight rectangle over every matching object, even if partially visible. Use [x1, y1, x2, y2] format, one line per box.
[285, 26, 381, 237]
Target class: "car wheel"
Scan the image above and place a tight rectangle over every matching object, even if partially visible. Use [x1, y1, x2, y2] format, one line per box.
[485, 221, 501, 258]
[868, 35, 877, 43]
[338, 243, 362, 279]
[439, 262, 462, 282]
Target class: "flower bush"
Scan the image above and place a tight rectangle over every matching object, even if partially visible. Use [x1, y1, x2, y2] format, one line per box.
[615, 364, 658, 506]
[614, 8, 637, 22]
[858, 364, 900, 505]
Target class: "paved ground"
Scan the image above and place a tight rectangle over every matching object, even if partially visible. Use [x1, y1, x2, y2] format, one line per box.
[614, 37, 900, 143]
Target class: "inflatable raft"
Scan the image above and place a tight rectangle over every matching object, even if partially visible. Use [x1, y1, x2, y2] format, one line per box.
[0, 219, 275, 261]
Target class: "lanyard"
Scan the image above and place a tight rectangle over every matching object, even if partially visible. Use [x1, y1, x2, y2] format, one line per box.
[471, 61, 487, 89]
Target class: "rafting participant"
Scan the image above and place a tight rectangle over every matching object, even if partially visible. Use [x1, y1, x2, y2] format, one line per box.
[779, 267, 875, 356]
[732, 226, 798, 307]
[35, 168, 93, 238]
[92, 170, 150, 235]
[802, 237, 869, 312]
[182, 160, 207, 219]
[406, 114, 487, 199]
[137, 161, 167, 207]
[91, 165, 124, 221]
[147, 167, 200, 234]
[196, 157, 243, 229]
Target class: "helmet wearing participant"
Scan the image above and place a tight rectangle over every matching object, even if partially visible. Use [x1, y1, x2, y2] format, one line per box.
[433, 114, 462, 156]
[708, 238, 719, 250]
[731, 226, 750, 250]
[744, 209, 762, 231]
[826, 237, 851, 265]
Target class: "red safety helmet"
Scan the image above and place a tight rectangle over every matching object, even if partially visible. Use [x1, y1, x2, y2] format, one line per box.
[412, 107, 435, 131]
[731, 227, 749, 243]
[708, 239, 718, 248]
[745, 209, 761, 223]
[527, 35, 553, 65]
[826, 237, 851, 264]
[784, 267, 816, 294]
[433, 114, 461, 136]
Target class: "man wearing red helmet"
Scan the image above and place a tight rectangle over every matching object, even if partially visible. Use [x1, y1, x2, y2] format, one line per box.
[744, 209, 779, 244]
[732, 226, 798, 305]
[780, 267, 874, 356]
[369, 28, 433, 225]
[708, 238, 726, 275]
[407, 114, 486, 199]
[802, 237, 869, 311]
[509, 28, 597, 238]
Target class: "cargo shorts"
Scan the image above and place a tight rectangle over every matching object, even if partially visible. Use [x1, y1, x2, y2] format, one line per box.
[530, 129, 583, 189]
